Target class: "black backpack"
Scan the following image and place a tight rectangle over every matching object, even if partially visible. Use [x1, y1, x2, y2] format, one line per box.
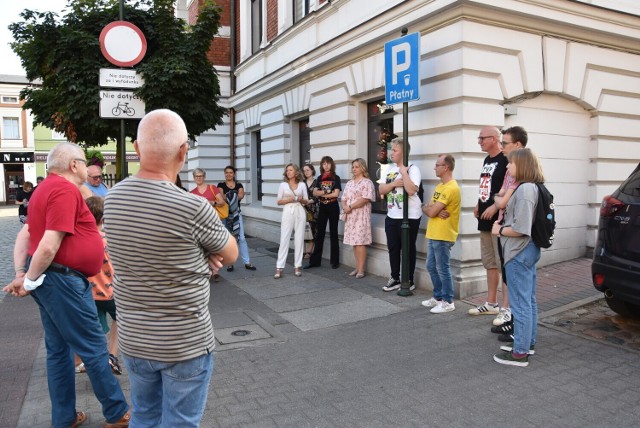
[517, 182, 555, 248]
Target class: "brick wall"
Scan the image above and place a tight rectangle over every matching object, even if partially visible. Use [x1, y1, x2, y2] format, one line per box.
[188, 0, 232, 67]
[266, 0, 278, 42]
[188, 0, 231, 26]
[207, 38, 231, 67]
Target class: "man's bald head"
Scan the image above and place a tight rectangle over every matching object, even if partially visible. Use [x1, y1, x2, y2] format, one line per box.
[136, 109, 188, 164]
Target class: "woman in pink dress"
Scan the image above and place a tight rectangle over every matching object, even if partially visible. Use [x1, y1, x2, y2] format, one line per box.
[341, 158, 376, 278]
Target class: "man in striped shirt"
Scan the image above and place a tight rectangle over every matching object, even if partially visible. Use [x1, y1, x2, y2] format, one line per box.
[104, 109, 238, 427]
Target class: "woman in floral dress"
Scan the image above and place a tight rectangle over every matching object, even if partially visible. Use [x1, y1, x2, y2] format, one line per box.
[341, 158, 376, 278]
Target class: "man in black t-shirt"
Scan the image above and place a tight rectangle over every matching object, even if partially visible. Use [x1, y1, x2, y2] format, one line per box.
[470, 126, 508, 317]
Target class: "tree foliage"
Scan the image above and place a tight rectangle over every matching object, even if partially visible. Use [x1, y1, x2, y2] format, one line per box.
[10, 0, 226, 146]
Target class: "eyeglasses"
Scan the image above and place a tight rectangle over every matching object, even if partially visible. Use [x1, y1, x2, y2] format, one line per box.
[194, 175, 205, 178]
[88, 175, 103, 180]
[500, 140, 514, 146]
[477, 136, 494, 141]
[74, 158, 87, 164]
[435, 164, 446, 167]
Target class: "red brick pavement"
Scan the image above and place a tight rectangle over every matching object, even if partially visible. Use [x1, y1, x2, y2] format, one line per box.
[463, 257, 600, 313]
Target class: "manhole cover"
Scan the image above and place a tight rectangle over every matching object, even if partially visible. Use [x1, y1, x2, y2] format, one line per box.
[216, 324, 272, 345]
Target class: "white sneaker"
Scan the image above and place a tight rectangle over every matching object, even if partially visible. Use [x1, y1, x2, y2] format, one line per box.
[430, 301, 455, 314]
[493, 307, 512, 326]
[468, 302, 499, 316]
[382, 278, 401, 292]
[421, 297, 439, 308]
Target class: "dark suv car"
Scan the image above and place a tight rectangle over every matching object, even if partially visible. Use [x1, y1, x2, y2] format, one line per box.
[592, 162, 640, 318]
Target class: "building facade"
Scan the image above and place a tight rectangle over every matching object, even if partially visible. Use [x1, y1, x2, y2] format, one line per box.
[182, 0, 640, 297]
[0, 75, 36, 205]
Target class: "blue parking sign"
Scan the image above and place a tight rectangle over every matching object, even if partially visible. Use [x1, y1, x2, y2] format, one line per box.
[384, 32, 420, 105]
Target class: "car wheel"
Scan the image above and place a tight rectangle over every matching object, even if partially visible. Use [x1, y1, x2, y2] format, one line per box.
[604, 295, 640, 319]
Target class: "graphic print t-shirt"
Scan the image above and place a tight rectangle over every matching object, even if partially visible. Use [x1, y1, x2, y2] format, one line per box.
[477, 152, 507, 231]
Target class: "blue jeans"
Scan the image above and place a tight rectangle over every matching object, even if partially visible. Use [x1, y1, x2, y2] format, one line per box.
[123, 352, 214, 427]
[30, 270, 128, 428]
[505, 240, 541, 355]
[426, 239, 455, 303]
[226, 213, 251, 265]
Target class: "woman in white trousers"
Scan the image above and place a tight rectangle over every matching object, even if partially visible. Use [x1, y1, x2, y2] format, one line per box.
[275, 163, 310, 278]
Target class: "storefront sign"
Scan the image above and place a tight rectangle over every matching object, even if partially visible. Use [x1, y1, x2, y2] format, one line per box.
[0, 152, 34, 163]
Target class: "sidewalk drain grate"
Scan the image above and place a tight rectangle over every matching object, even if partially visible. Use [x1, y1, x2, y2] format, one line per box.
[216, 323, 272, 345]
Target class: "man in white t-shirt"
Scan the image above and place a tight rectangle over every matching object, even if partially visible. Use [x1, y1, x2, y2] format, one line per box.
[378, 138, 422, 292]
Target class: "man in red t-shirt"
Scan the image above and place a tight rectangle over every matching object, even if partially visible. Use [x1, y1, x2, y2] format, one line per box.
[3, 142, 130, 428]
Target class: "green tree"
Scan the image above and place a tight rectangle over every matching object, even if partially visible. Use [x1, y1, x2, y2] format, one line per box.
[10, 0, 226, 173]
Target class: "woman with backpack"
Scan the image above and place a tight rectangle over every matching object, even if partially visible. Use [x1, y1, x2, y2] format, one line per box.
[218, 166, 257, 272]
[491, 148, 545, 368]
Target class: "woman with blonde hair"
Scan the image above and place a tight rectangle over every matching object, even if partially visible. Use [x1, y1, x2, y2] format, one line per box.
[275, 163, 310, 278]
[492, 148, 545, 367]
[341, 158, 376, 278]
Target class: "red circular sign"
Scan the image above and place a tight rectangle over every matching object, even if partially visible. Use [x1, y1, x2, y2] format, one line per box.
[99, 21, 147, 67]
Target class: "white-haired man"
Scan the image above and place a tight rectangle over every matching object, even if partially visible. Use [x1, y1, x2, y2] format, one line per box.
[3, 142, 130, 428]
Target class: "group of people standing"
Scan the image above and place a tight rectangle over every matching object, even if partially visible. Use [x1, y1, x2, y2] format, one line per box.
[469, 125, 545, 368]
[275, 127, 544, 369]
[190, 165, 257, 281]
[274, 156, 377, 280]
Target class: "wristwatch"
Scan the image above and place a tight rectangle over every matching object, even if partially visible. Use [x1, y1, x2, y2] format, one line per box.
[499, 226, 505, 236]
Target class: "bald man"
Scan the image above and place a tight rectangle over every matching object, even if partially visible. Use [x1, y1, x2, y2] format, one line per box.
[104, 109, 238, 427]
[471, 126, 508, 317]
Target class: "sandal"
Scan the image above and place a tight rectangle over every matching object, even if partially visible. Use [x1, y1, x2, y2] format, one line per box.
[294, 268, 302, 277]
[303, 252, 311, 259]
[75, 362, 86, 374]
[70, 411, 87, 428]
[356, 272, 366, 279]
[274, 268, 283, 279]
[349, 269, 358, 276]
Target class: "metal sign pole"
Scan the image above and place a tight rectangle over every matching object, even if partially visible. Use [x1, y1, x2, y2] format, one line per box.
[118, 0, 127, 181]
[397, 27, 413, 297]
[397, 98, 412, 296]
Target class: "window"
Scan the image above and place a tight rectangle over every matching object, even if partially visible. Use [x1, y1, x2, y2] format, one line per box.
[367, 101, 396, 213]
[298, 119, 311, 166]
[2, 96, 19, 104]
[254, 130, 263, 201]
[293, 0, 310, 23]
[2, 117, 20, 139]
[251, 0, 263, 54]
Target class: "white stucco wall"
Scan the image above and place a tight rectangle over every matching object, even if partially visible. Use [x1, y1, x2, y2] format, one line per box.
[192, 0, 640, 297]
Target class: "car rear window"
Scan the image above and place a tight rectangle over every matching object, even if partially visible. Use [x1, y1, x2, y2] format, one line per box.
[619, 164, 640, 197]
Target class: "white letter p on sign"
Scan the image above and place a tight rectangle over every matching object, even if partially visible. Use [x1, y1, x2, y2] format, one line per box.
[391, 42, 411, 85]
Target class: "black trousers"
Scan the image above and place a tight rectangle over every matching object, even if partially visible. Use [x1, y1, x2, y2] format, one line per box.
[385, 216, 421, 282]
[309, 202, 340, 266]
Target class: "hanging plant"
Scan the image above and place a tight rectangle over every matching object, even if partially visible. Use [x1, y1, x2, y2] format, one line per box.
[85, 149, 105, 168]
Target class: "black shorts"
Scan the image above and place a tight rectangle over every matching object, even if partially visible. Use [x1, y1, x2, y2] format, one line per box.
[94, 299, 117, 321]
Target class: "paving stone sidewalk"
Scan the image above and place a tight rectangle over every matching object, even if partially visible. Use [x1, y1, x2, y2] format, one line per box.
[3, 213, 639, 427]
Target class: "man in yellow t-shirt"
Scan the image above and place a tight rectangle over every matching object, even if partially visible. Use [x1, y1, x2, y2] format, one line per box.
[421, 154, 461, 313]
